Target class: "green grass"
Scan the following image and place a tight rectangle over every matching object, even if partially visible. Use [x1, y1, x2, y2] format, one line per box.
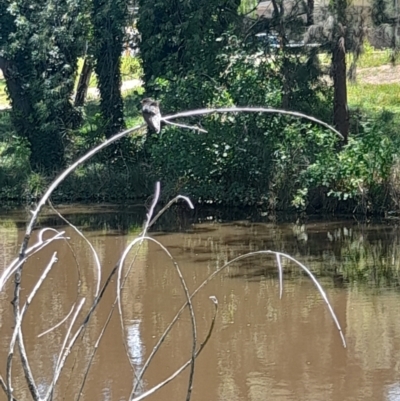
[348, 82, 400, 113]
[355, 49, 393, 69]
[0, 80, 8, 107]
[319, 49, 393, 69]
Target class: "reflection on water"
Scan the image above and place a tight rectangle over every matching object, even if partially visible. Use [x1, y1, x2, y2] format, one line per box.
[0, 207, 400, 401]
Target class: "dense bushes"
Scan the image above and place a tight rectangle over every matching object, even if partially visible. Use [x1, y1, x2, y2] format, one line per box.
[0, 0, 399, 214]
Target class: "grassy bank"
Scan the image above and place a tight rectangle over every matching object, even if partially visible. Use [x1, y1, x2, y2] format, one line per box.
[348, 83, 400, 113]
[1, 50, 400, 213]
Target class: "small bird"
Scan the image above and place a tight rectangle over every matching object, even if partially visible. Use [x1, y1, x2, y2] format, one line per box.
[141, 98, 161, 133]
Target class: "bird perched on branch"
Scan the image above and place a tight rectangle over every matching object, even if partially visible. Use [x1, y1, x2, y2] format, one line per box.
[141, 98, 161, 133]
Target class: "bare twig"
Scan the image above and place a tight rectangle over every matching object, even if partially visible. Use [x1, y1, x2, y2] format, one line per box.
[142, 182, 161, 241]
[7, 252, 58, 401]
[163, 120, 208, 133]
[76, 190, 194, 399]
[149, 195, 194, 227]
[131, 296, 218, 401]
[45, 298, 86, 401]
[0, 229, 66, 292]
[48, 201, 102, 298]
[0, 375, 17, 401]
[116, 236, 198, 399]
[276, 254, 283, 299]
[38, 303, 77, 338]
[275, 251, 346, 347]
[17, 123, 144, 264]
[116, 183, 161, 372]
[134, 248, 346, 394]
[75, 304, 115, 401]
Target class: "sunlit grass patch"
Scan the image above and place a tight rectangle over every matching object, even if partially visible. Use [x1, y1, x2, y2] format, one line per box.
[348, 82, 400, 113]
[319, 48, 392, 69]
[0, 80, 9, 107]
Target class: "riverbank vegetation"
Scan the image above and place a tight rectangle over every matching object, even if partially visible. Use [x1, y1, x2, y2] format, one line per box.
[1, 0, 400, 214]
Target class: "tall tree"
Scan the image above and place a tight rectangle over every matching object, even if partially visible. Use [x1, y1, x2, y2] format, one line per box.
[138, 0, 241, 86]
[0, 0, 87, 171]
[92, 0, 128, 138]
[306, 1, 367, 142]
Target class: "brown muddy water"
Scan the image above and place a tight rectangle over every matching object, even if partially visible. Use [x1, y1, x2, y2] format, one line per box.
[1, 206, 400, 401]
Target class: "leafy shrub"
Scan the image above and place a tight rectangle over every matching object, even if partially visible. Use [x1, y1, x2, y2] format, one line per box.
[298, 116, 396, 213]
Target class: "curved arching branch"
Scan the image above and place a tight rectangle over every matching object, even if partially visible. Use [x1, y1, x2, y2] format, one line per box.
[162, 107, 344, 140]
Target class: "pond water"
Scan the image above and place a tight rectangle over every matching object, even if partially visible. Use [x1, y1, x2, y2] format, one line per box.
[1, 205, 400, 401]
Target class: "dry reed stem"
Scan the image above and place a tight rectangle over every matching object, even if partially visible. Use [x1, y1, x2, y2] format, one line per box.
[276, 254, 283, 299]
[1, 106, 345, 401]
[38, 303, 77, 338]
[0, 229, 66, 292]
[45, 298, 86, 401]
[6, 252, 58, 401]
[131, 297, 219, 401]
[49, 202, 102, 298]
[133, 248, 347, 396]
[75, 191, 194, 399]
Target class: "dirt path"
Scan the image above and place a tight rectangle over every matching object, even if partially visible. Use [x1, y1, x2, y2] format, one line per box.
[357, 64, 400, 84]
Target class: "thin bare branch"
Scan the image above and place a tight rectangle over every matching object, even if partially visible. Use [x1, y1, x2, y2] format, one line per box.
[7, 252, 58, 401]
[149, 195, 194, 228]
[75, 304, 114, 401]
[17, 123, 144, 265]
[131, 296, 218, 401]
[0, 375, 17, 401]
[116, 183, 161, 371]
[48, 201, 101, 298]
[275, 251, 346, 347]
[142, 182, 161, 239]
[162, 107, 344, 140]
[45, 298, 86, 401]
[77, 190, 194, 398]
[0, 229, 66, 292]
[38, 303, 77, 338]
[134, 248, 346, 393]
[163, 120, 208, 133]
[116, 235, 198, 400]
[276, 254, 283, 299]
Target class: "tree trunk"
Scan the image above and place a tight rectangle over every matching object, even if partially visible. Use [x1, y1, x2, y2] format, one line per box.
[92, 0, 127, 139]
[332, 37, 349, 143]
[0, 56, 65, 171]
[307, 0, 314, 26]
[281, 57, 291, 109]
[0, 56, 32, 118]
[74, 57, 93, 107]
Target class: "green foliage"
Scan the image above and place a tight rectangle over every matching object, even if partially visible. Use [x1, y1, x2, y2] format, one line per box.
[372, 0, 392, 26]
[238, 0, 258, 15]
[121, 56, 143, 80]
[138, 0, 241, 86]
[0, 0, 88, 171]
[298, 115, 398, 212]
[144, 113, 341, 208]
[0, 129, 31, 199]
